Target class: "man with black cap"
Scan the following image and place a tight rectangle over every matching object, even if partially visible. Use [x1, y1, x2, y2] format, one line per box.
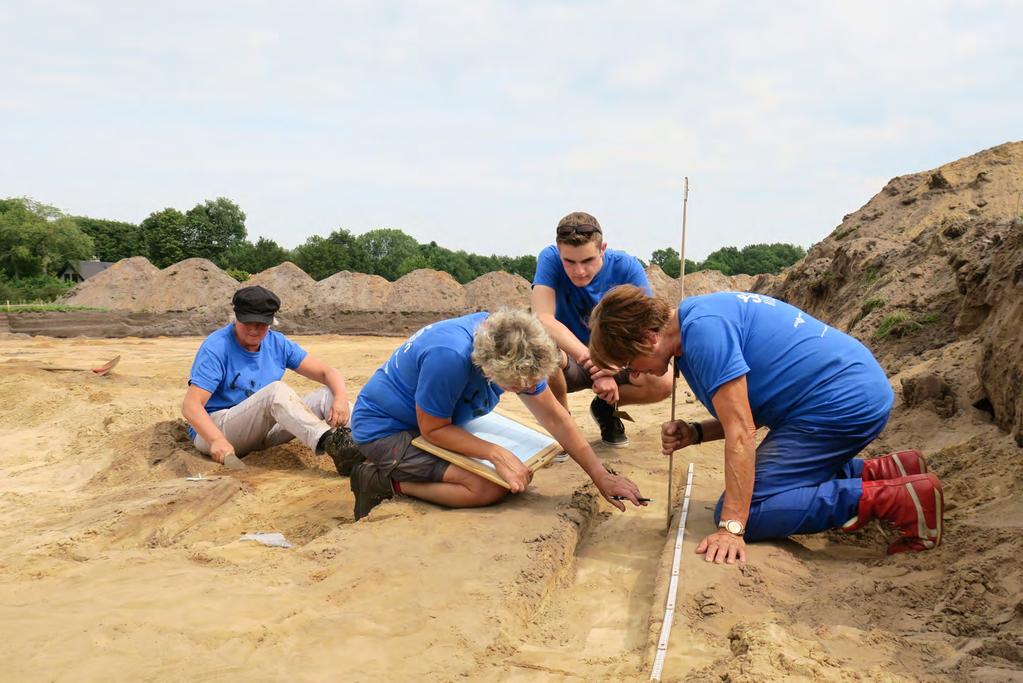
[531, 211, 672, 447]
[181, 285, 360, 474]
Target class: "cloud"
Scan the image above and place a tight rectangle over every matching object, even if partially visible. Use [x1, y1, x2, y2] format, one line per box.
[1, 1, 1021, 262]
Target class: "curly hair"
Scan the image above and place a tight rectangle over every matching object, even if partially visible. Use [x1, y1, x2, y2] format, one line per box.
[472, 310, 559, 388]
[588, 285, 672, 369]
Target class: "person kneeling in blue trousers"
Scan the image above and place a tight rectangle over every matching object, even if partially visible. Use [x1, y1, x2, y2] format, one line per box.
[588, 286, 944, 564]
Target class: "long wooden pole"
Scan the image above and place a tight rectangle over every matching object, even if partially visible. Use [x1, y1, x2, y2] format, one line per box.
[667, 178, 689, 529]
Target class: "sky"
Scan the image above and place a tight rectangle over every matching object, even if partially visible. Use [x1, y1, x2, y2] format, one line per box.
[1, 1, 1020, 262]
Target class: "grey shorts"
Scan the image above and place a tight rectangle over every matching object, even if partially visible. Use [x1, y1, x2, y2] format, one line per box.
[563, 355, 632, 393]
[355, 430, 450, 483]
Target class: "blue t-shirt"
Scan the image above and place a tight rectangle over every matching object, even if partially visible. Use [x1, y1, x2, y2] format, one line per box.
[187, 324, 308, 438]
[352, 312, 548, 443]
[676, 292, 893, 431]
[532, 245, 651, 343]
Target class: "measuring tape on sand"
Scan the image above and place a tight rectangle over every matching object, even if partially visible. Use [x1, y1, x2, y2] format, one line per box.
[650, 462, 695, 681]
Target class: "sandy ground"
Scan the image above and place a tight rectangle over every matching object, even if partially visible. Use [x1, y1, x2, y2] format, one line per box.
[0, 334, 1019, 682]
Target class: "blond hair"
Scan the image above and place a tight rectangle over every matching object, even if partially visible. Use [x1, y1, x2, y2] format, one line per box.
[588, 285, 672, 369]
[472, 310, 559, 388]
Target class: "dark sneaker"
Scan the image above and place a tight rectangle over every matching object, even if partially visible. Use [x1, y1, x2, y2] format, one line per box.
[322, 427, 363, 477]
[590, 397, 629, 448]
[350, 461, 394, 521]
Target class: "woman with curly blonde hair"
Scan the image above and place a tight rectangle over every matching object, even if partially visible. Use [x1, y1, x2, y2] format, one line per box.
[347, 309, 646, 519]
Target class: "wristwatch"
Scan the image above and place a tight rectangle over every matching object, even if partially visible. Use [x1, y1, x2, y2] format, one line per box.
[719, 519, 745, 535]
[688, 421, 704, 444]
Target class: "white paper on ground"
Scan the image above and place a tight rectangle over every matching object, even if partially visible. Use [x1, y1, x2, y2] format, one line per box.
[239, 532, 293, 549]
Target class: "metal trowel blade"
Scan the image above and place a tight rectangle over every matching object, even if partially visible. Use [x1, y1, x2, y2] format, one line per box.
[222, 454, 246, 469]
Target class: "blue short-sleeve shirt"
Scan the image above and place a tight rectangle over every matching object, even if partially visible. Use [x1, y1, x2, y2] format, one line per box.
[532, 245, 651, 343]
[187, 324, 308, 438]
[676, 293, 893, 430]
[352, 312, 548, 443]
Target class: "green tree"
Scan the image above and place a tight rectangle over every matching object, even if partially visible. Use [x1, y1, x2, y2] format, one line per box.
[504, 254, 537, 282]
[650, 247, 700, 278]
[0, 198, 94, 278]
[701, 246, 744, 275]
[73, 216, 144, 262]
[736, 243, 805, 274]
[0, 274, 75, 303]
[356, 228, 423, 280]
[292, 228, 370, 280]
[224, 237, 290, 274]
[650, 247, 681, 277]
[419, 241, 475, 283]
[139, 208, 188, 267]
[184, 197, 247, 265]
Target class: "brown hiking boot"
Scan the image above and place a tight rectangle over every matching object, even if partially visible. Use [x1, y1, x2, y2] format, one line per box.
[350, 461, 394, 521]
[321, 427, 363, 477]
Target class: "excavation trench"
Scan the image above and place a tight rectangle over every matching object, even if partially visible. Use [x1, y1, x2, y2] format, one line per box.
[471, 425, 710, 682]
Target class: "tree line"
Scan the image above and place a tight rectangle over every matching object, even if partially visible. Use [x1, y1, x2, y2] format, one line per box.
[1, 195, 805, 302]
[650, 243, 806, 278]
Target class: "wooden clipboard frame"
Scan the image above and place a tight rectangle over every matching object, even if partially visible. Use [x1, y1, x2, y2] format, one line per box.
[411, 411, 564, 489]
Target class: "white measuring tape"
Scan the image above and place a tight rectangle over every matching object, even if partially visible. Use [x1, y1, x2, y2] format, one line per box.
[650, 462, 695, 681]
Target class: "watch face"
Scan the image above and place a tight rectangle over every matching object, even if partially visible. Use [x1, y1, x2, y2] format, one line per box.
[725, 520, 744, 535]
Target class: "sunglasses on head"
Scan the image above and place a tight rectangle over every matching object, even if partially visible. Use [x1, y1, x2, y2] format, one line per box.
[556, 222, 602, 237]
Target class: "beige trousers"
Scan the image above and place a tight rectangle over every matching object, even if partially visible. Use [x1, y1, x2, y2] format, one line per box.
[193, 381, 345, 457]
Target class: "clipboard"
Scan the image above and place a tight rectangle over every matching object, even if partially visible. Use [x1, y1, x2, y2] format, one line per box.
[411, 410, 564, 489]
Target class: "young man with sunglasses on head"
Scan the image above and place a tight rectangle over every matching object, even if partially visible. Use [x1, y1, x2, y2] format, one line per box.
[181, 285, 361, 475]
[531, 212, 672, 447]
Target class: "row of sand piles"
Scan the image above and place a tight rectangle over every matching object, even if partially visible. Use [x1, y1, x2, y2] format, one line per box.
[61, 257, 238, 314]
[287, 267, 529, 312]
[63, 257, 755, 316]
[645, 264, 757, 303]
[62, 259, 532, 314]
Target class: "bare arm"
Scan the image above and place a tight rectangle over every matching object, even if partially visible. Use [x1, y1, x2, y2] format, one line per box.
[181, 384, 235, 463]
[416, 406, 532, 493]
[295, 355, 350, 427]
[695, 375, 757, 564]
[530, 285, 590, 364]
[518, 387, 645, 511]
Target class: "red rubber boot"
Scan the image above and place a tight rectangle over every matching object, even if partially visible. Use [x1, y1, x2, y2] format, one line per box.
[861, 449, 928, 481]
[842, 473, 944, 554]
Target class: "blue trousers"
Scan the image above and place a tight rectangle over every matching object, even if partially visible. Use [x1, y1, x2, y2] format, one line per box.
[714, 414, 889, 541]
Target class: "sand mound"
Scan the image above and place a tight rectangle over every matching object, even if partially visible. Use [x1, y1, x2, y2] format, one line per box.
[315, 271, 393, 311]
[729, 273, 755, 291]
[645, 264, 680, 302]
[645, 264, 757, 302]
[764, 141, 1023, 442]
[464, 271, 531, 311]
[137, 258, 239, 313]
[243, 262, 317, 312]
[385, 268, 467, 312]
[685, 270, 735, 296]
[60, 256, 160, 310]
